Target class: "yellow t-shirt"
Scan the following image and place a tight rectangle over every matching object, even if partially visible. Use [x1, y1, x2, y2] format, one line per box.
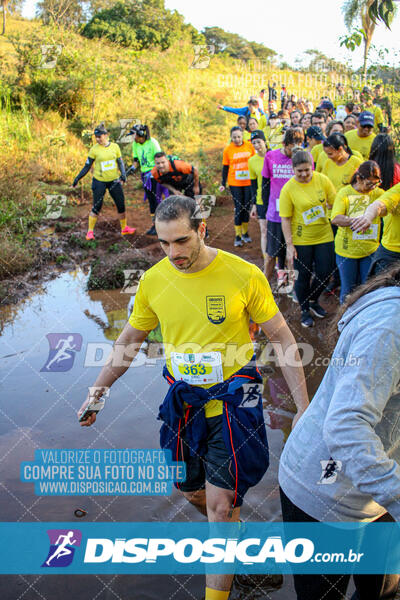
[88, 142, 122, 182]
[316, 149, 362, 174]
[364, 103, 384, 133]
[248, 153, 265, 206]
[258, 114, 267, 130]
[379, 183, 400, 253]
[311, 143, 324, 164]
[129, 250, 279, 417]
[263, 125, 284, 149]
[331, 185, 384, 259]
[279, 172, 336, 245]
[322, 155, 363, 192]
[345, 129, 376, 160]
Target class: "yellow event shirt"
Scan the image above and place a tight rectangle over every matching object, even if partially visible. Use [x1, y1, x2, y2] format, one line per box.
[379, 183, 400, 253]
[279, 172, 336, 245]
[88, 142, 122, 182]
[129, 250, 279, 417]
[364, 103, 384, 133]
[322, 155, 363, 191]
[263, 125, 284, 150]
[248, 153, 265, 205]
[316, 149, 362, 173]
[331, 184, 384, 259]
[345, 129, 376, 160]
[311, 143, 324, 164]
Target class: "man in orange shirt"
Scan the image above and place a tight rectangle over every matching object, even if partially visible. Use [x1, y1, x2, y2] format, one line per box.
[151, 152, 201, 198]
[219, 126, 255, 247]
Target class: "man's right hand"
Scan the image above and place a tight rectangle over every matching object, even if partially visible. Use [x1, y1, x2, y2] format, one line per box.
[250, 205, 257, 219]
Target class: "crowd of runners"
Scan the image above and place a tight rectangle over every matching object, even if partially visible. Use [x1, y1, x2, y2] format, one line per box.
[76, 81, 400, 600]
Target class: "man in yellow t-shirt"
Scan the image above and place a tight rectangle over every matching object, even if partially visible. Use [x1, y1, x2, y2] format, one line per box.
[361, 87, 384, 133]
[345, 112, 376, 160]
[352, 182, 400, 275]
[78, 195, 309, 600]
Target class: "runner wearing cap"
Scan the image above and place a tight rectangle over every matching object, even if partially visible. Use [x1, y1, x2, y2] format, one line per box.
[248, 130, 269, 270]
[78, 194, 310, 600]
[345, 112, 376, 160]
[72, 125, 135, 240]
[127, 124, 168, 236]
[220, 126, 255, 247]
[262, 128, 304, 284]
[318, 100, 335, 118]
[361, 87, 384, 133]
[331, 161, 384, 302]
[280, 149, 336, 327]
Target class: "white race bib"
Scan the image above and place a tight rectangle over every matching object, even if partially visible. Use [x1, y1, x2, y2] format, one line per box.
[352, 224, 378, 241]
[275, 197, 280, 212]
[235, 169, 250, 180]
[302, 205, 325, 225]
[101, 159, 116, 172]
[170, 352, 223, 385]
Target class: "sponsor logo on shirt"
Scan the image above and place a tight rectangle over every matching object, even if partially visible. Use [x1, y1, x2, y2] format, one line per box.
[206, 296, 226, 324]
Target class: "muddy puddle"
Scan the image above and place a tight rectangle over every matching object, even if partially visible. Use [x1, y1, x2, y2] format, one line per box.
[0, 269, 332, 600]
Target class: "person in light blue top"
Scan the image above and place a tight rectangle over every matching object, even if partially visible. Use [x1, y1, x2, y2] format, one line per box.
[217, 96, 266, 122]
[279, 264, 400, 600]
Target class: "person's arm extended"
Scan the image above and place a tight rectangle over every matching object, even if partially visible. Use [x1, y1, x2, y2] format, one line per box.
[281, 216, 297, 267]
[73, 157, 94, 186]
[126, 159, 140, 176]
[117, 157, 127, 181]
[350, 200, 387, 232]
[218, 105, 247, 116]
[259, 311, 309, 429]
[77, 323, 149, 426]
[322, 324, 400, 519]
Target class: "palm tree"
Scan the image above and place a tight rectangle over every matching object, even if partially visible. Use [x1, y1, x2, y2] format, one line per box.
[342, 0, 396, 80]
[1, 0, 9, 35]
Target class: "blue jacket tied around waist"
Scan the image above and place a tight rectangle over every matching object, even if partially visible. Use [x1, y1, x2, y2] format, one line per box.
[158, 362, 269, 505]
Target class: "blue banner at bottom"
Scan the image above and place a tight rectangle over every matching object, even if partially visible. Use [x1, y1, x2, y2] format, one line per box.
[1, 522, 400, 574]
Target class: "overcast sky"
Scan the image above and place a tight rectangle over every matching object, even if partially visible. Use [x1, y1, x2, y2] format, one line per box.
[22, 0, 400, 69]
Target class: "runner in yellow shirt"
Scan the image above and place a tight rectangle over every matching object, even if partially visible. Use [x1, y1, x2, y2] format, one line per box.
[345, 112, 376, 160]
[78, 195, 309, 600]
[280, 149, 336, 327]
[72, 125, 136, 240]
[351, 181, 400, 275]
[331, 161, 384, 302]
[263, 112, 284, 149]
[361, 87, 384, 133]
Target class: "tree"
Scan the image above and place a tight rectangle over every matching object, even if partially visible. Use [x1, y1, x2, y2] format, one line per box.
[202, 27, 276, 61]
[342, 0, 396, 80]
[369, 0, 397, 27]
[36, 0, 85, 28]
[1, 0, 22, 35]
[82, 0, 203, 49]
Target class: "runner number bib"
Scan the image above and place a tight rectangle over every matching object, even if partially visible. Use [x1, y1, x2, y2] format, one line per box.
[101, 160, 116, 172]
[302, 205, 325, 225]
[170, 352, 223, 385]
[352, 224, 378, 240]
[235, 169, 250, 180]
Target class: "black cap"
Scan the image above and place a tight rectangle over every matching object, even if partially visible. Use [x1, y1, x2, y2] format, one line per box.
[318, 100, 334, 111]
[250, 129, 266, 142]
[269, 112, 278, 119]
[94, 125, 108, 136]
[129, 124, 146, 137]
[306, 126, 325, 141]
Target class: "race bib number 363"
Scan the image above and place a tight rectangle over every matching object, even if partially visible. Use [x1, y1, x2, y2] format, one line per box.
[170, 352, 223, 385]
